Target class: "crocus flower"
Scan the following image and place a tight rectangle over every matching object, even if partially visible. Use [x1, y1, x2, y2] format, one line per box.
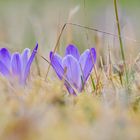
[50, 44, 96, 95]
[0, 43, 38, 84]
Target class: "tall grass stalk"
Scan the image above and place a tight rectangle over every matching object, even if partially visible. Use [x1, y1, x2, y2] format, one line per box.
[114, 0, 129, 87]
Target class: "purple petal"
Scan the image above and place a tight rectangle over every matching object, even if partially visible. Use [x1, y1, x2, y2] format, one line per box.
[65, 44, 80, 60]
[62, 55, 82, 91]
[50, 51, 64, 80]
[50, 52, 62, 64]
[0, 48, 11, 69]
[22, 48, 30, 70]
[0, 60, 10, 76]
[79, 48, 96, 82]
[11, 52, 22, 79]
[23, 43, 38, 83]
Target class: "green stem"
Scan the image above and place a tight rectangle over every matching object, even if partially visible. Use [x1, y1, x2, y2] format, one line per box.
[90, 75, 96, 91]
[114, 0, 129, 86]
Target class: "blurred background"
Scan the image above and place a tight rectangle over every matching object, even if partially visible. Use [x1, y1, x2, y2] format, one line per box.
[1, 1, 140, 140]
[0, 0, 140, 70]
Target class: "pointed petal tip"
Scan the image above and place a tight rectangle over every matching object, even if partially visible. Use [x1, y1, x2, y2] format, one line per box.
[22, 48, 31, 70]
[0, 47, 11, 57]
[50, 51, 53, 59]
[30, 43, 38, 54]
[50, 51, 64, 80]
[90, 47, 96, 62]
[35, 43, 38, 49]
[65, 44, 80, 60]
[0, 47, 8, 52]
[0, 47, 11, 69]
[33, 43, 38, 53]
[22, 48, 30, 53]
[23, 43, 39, 83]
[66, 44, 77, 49]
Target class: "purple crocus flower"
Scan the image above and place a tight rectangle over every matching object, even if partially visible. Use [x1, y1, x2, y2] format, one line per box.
[50, 44, 96, 95]
[0, 43, 38, 84]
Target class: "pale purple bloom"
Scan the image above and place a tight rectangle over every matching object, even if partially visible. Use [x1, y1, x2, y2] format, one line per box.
[0, 43, 38, 84]
[50, 44, 96, 95]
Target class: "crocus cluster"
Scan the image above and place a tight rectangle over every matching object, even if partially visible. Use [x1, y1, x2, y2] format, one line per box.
[50, 44, 96, 95]
[0, 43, 38, 84]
